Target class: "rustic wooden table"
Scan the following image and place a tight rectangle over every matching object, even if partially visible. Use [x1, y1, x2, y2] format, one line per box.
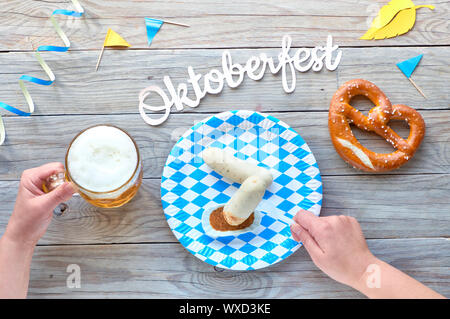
[0, 0, 448, 298]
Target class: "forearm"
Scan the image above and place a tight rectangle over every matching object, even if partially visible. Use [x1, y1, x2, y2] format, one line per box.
[0, 234, 35, 298]
[353, 257, 445, 299]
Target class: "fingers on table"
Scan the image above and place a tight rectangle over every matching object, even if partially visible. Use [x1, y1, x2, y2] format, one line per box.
[293, 209, 322, 235]
[292, 210, 325, 255]
[290, 223, 324, 256]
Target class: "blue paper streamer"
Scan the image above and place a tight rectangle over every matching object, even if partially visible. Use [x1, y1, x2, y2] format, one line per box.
[0, 0, 84, 145]
[145, 17, 164, 46]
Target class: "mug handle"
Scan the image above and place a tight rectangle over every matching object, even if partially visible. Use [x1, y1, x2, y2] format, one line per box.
[42, 172, 76, 216]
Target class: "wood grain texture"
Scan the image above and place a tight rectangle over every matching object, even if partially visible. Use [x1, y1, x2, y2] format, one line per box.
[0, 173, 448, 245]
[0, 47, 448, 116]
[1, 111, 449, 180]
[0, 0, 448, 51]
[1, 0, 449, 299]
[27, 238, 449, 298]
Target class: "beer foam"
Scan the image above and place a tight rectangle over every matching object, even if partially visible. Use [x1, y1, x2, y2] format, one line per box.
[67, 126, 138, 192]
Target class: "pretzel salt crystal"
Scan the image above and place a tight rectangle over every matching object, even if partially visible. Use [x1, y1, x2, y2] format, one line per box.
[329, 79, 425, 172]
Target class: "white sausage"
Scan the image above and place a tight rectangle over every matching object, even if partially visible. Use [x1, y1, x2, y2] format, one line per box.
[202, 147, 272, 188]
[223, 175, 266, 226]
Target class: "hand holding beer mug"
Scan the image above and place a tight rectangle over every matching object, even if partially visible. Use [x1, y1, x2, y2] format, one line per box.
[43, 125, 143, 212]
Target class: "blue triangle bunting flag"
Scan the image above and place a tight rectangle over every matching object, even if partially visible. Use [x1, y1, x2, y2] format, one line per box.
[145, 17, 164, 46]
[396, 54, 423, 78]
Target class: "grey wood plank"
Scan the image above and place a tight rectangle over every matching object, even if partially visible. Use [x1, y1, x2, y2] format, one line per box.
[1, 111, 448, 180]
[0, 47, 448, 115]
[0, 0, 448, 51]
[26, 238, 449, 298]
[0, 173, 448, 245]
[0, 0, 447, 299]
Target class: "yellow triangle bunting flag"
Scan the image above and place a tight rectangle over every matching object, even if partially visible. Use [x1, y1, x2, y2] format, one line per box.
[103, 28, 131, 47]
[96, 28, 131, 71]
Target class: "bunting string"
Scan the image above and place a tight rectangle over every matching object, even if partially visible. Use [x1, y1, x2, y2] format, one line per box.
[0, 0, 84, 145]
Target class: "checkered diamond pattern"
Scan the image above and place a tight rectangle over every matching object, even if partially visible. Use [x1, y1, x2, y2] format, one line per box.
[161, 110, 322, 270]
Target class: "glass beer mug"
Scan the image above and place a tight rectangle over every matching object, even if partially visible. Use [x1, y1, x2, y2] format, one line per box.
[43, 124, 143, 211]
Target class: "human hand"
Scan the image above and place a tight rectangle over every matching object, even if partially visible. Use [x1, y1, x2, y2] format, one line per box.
[4, 163, 75, 248]
[290, 210, 376, 289]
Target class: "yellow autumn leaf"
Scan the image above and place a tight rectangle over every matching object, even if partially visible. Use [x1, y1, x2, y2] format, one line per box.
[361, 0, 415, 39]
[372, 0, 415, 29]
[372, 7, 416, 39]
[361, 4, 435, 40]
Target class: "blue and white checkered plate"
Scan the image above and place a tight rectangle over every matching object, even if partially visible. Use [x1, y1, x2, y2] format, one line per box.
[161, 110, 322, 270]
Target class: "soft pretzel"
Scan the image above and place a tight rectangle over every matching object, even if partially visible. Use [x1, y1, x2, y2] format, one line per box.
[329, 79, 425, 172]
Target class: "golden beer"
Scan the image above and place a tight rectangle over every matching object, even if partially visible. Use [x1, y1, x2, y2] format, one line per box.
[47, 125, 143, 208]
